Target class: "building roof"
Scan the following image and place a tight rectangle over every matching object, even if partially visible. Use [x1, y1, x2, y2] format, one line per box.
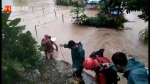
[87, 0, 100, 4]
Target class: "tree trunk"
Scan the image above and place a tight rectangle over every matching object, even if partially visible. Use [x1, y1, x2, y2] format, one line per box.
[77, 0, 79, 21]
[115, 3, 121, 28]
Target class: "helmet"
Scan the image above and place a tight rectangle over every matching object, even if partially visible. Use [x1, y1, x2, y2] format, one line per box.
[83, 58, 96, 70]
[44, 34, 49, 38]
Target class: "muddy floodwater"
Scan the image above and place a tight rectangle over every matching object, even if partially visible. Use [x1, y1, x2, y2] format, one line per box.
[2, 0, 148, 84]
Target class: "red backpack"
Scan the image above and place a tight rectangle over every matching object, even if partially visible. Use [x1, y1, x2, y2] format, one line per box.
[41, 38, 52, 47]
[90, 49, 120, 84]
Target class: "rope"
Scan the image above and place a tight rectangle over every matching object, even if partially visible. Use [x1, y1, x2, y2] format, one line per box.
[18, 8, 65, 22]
[11, 9, 55, 17]
[20, 13, 68, 26]
[59, 47, 66, 62]
[20, 11, 55, 22]
[37, 13, 70, 26]
[59, 47, 80, 84]
[37, 16, 62, 26]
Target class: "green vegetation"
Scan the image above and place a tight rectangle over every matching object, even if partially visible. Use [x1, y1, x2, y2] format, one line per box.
[70, 8, 87, 24]
[71, 8, 127, 29]
[70, 0, 127, 29]
[123, 0, 148, 22]
[2, 11, 44, 84]
[55, 0, 79, 7]
[139, 28, 148, 43]
[83, 15, 127, 29]
[124, 0, 148, 43]
[70, 0, 148, 42]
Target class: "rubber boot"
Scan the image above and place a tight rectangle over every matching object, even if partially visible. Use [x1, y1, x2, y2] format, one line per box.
[74, 78, 85, 84]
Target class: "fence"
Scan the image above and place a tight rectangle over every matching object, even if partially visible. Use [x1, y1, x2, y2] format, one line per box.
[17, 9, 66, 25]
[13, 5, 66, 41]
[10, 4, 56, 17]
[34, 14, 65, 40]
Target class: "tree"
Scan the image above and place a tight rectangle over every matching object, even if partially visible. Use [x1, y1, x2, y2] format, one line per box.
[123, 0, 148, 43]
[2, 11, 44, 84]
[123, 0, 148, 22]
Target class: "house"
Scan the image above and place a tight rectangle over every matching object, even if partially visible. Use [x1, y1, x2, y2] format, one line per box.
[86, 0, 100, 9]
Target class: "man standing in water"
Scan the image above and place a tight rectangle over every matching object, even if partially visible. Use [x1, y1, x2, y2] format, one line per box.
[111, 52, 148, 84]
[60, 40, 85, 84]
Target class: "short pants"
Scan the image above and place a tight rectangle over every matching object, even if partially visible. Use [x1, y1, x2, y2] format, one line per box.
[44, 48, 53, 59]
[73, 69, 83, 79]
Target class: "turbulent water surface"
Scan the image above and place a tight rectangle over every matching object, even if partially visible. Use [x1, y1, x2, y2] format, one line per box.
[2, 0, 148, 84]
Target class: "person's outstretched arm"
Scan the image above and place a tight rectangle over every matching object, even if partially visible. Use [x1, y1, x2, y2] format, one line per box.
[59, 44, 70, 48]
[52, 42, 58, 51]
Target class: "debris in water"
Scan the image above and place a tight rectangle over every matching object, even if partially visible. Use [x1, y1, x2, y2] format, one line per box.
[51, 38, 56, 42]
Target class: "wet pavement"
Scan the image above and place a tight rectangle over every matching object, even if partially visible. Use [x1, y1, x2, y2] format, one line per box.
[2, 0, 148, 84]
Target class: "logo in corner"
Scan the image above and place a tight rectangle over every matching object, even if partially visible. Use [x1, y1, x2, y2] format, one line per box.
[5, 5, 11, 13]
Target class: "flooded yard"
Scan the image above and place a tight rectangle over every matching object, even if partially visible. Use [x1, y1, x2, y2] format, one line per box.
[2, 0, 148, 84]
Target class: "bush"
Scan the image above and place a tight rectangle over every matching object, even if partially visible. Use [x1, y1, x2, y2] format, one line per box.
[72, 1, 78, 7]
[55, 0, 78, 6]
[2, 11, 44, 84]
[70, 8, 87, 24]
[72, 14, 88, 24]
[56, 0, 68, 6]
[70, 8, 127, 29]
[139, 28, 148, 43]
[82, 14, 127, 29]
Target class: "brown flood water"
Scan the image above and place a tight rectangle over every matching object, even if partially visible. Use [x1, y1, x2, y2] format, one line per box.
[3, 0, 148, 83]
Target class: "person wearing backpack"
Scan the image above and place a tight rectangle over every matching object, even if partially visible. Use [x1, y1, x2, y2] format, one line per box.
[83, 49, 120, 84]
[48, 36, 58, 52]
[111, 52, 148, 84]
[41, 34, 58, 59]
[60, 40, 85, 84]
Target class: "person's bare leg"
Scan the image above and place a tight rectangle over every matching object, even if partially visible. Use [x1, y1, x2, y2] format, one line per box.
[44, 49, 48, 59]
[44, 51, 48, 59]
[50, 52, 53, 59]
[47, 53, 51, 59]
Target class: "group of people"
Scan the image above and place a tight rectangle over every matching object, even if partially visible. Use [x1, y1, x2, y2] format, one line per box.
[41, 35, 148, 84]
